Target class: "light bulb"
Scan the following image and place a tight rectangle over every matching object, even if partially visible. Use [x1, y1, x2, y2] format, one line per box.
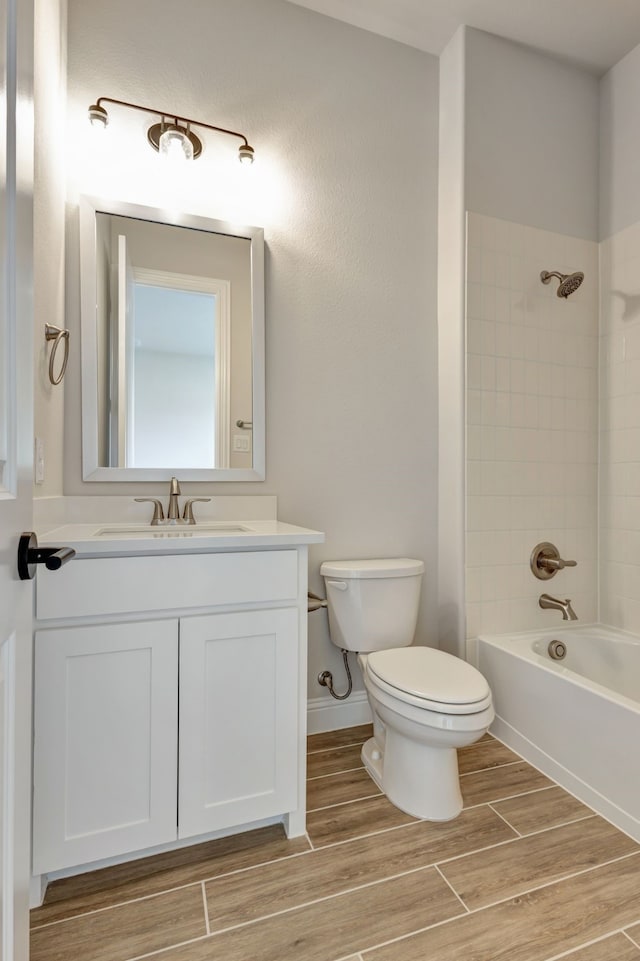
[158, 125, 194, 163]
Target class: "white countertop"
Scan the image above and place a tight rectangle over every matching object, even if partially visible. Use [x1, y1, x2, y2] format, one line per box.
[39, 520, 325, 558]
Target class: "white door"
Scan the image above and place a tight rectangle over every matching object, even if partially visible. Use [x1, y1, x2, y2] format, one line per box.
[0, 0, 34, 958]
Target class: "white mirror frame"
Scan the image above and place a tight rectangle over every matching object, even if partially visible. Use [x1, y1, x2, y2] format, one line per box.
[79, 196, 265, 482]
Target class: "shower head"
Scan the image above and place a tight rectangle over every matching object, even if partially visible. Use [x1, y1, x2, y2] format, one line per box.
[540, 269, 584, 298]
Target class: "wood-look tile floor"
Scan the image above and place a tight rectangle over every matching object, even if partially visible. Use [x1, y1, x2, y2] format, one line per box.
[30, 725, 640, 961]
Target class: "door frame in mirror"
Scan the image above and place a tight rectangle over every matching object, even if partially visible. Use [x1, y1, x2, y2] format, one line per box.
[79, 196, 265, 481]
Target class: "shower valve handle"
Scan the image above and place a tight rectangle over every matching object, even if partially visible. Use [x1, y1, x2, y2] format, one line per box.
[530, 542, 577, 580]
[542, 556, 577, 572]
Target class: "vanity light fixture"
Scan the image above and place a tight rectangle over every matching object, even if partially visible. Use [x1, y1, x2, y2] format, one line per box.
[87, 96, 255, 165]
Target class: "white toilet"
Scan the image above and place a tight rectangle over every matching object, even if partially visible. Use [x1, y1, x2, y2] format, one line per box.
[320, 558, 494, 821]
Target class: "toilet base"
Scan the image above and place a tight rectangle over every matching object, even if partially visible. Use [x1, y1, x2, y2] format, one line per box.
[361, 737, 384, 790]
[361, 732, 463, 822]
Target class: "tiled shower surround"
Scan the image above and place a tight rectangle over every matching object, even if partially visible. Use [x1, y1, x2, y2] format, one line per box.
[465, 213, 599, 637]
[600, 220, 640, 633]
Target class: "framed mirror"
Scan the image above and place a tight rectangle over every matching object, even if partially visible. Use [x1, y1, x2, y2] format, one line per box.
[79, 196, 265, 481]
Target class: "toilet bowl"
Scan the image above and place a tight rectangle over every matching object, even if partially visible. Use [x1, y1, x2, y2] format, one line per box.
[320, 558, 494, 821]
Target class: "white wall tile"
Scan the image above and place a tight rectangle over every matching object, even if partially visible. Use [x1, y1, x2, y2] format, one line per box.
[466, 213, 598, 637]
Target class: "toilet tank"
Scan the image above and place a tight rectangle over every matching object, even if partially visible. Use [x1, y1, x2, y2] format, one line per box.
[320, 558, 424, 653]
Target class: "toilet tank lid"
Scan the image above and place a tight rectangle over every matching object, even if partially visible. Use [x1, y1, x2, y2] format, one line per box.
[320, 558, 425, 579]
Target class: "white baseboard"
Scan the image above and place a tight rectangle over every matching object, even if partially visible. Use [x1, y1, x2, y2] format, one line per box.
[307, 691, 372, 735]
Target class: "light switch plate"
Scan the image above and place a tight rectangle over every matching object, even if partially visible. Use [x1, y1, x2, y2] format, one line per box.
[233, 435, 251, 453]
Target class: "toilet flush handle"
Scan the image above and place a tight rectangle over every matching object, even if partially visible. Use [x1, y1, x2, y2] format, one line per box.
[326, 579, 348, 591]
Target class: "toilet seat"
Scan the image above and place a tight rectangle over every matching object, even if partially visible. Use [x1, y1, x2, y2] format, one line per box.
[365, 647, 492, 715]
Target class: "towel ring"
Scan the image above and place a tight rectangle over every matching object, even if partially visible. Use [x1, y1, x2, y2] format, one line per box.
[45, 324, 70, 385]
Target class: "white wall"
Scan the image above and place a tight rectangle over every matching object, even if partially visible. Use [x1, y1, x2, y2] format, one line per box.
[600, 43, 640, 240]
[599, 40, 640, 631]
[63, 0, 440, 699]
[599, 220, 640, 631]
[465, 28, 600, 242]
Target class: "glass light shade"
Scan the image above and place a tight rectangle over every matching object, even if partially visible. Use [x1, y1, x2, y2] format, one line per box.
[88, 104, 108, 129]
[238, 144, 255, 165]
[158, 125, 194, 163]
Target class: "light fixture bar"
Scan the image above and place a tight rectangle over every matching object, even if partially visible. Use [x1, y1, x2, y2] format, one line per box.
[87, 96, 255, 163]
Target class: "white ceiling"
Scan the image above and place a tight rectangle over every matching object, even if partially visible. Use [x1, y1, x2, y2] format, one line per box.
[285, 0, 640, 74]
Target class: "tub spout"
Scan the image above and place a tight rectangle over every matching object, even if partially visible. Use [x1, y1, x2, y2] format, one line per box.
[539, 593, 578, 621]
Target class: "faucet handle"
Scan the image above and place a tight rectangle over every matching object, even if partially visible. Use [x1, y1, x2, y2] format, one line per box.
[182, 498, 211, 525]
[134, 498, 165, 525]
[531, 542, 577, 580]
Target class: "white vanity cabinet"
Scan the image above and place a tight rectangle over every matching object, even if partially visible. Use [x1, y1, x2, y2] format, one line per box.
[32, 541, 314, 878]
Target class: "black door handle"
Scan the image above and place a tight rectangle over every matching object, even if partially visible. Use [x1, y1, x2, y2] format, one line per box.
[17, 532, 76, 581]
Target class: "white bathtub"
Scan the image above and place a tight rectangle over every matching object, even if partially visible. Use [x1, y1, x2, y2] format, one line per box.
[477, 624, 640, 842]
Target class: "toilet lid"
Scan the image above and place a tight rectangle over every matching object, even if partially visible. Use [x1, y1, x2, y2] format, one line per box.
[366, 647, 491, 709]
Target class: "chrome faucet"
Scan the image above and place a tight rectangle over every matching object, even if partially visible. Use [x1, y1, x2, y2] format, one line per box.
[539, 593, 578, 621]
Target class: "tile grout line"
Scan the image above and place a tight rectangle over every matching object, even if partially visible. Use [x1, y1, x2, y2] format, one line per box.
[200, 881, 210, 937]
[32, 802, 606, 930]
[462, 783, 561, 809]
[445, 848, 640, 915]
[459, 759, 522, 779]
[308, 802, 524, 856]
[31, 736, 625, 953]
[31, 882, 209, 930]
[36, 835, 640, 958]
[30, 843, 318, 930]
[307, 766, 366, 782]
[309, 755, 525, 784]
[307, 790, 383, 814]
[487, 800, 523, 837]
[310, 759, 527, 784]
[357, 849, 640, 958]
[361, 851, 640, 961]
[124, 864, 469, 960]
[179, 862, 469, 938]
[431, 815, 625, 871]
[126, 932, 211, 961]
[539, 927, 640, 961]
[307, 734, 497, 758]
[625, 927, 640, 950]
[518, 812, 597, 838]
[33, 808, 429, 929]
[306, 740, 371, 756]
[433, 864, 471, 914]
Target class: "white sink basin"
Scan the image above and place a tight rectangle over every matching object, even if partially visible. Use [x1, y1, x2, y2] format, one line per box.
[94, 523, 251, 537]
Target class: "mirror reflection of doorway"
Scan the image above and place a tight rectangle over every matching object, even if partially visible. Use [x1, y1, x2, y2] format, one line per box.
[110, 250, 230, 468]
[132, 284, 217, 469]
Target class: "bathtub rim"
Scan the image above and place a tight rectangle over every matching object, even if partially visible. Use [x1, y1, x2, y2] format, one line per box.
[475, 622, 640, 715]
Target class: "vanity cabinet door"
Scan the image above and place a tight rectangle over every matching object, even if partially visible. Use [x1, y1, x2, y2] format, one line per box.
[178, 609, 299, 838]
[33, 620, 178, 875]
